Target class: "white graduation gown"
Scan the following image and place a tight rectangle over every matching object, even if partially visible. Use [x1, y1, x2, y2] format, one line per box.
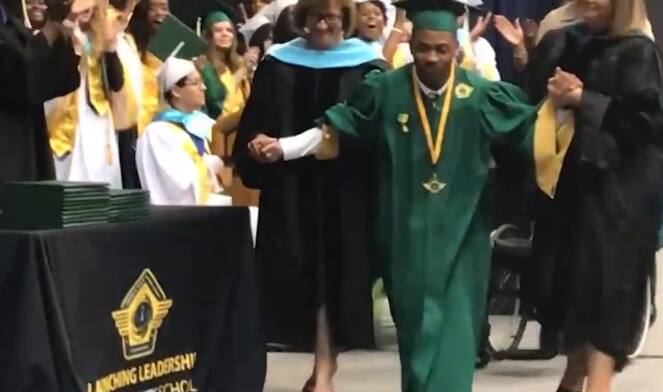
[136, 121, 231, 206]
[67, 73, 123, 188]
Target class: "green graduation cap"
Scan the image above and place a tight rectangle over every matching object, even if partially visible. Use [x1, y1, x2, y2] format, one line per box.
[197, 0, 242, 35]
[203, 11, 232, 34]
[394, 0, 468, 32]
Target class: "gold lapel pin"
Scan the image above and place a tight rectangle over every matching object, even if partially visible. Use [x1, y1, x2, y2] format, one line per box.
[397, 113, 410, 133]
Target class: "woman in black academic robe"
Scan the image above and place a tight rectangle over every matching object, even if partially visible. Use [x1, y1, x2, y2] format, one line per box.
[0, 2, 80, 182]
[233, 0, 386, 390]
[522, 0, 663, 391]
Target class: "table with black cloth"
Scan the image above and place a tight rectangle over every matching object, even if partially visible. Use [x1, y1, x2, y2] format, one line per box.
[0, 207, 265, 392]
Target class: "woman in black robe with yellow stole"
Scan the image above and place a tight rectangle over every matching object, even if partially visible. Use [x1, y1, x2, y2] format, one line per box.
[522, 0, 663, 390]
[234, 0, 386, 390]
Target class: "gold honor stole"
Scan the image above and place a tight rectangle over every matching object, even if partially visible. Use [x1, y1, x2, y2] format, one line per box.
[534, 99, 575, 198]
[139, 53, 163, 136]
[87, 52, 139, 164]
[165, 124, 212, 205]
[47, 92, 78, 158]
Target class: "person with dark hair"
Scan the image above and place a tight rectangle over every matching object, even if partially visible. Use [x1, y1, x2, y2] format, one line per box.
[242, 0, 272, 18]
[0, 0, 80, 181]
[240, 0, 295, 43]
[272, 3, 297, 43]
[248, 21, 272, 58]
[136, 56, 230, 206]
[234, 0, 387, 390]
[24, 0, 48, 30]
[353, 0, 413, 68]
[355, 0, 386, 43]
[128, 0, 169, 134]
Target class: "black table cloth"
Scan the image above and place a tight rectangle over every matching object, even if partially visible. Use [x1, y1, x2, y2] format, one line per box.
[0, 206, 265, 392]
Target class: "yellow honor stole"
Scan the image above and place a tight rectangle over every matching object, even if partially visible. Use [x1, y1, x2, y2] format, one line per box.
[165, 124, 212, 205]
[533, 99, 575, 198]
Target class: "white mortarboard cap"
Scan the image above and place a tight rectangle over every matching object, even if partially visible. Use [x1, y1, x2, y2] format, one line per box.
[158, 57, 196, 93]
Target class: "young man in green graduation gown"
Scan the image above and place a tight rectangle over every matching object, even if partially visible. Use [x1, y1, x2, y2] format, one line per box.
[249, 0, 573, 390]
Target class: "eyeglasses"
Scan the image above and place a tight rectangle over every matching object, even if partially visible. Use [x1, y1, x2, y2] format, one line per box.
[306, 12, 343, 25]
[182, 79, 205, 88]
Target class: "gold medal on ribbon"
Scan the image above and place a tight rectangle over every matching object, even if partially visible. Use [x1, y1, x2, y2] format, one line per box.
[423, 173, 446, 194]
[411, 63, 456, 194]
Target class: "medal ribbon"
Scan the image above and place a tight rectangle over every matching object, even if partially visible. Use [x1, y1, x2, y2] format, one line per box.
[411, 62, 456, 165]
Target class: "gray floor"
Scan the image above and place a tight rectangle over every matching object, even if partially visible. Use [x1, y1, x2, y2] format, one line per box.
[264, 255, 663, 391]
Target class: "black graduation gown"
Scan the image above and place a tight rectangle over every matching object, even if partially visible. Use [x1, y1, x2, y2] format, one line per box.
[645, 0, 663, 51]
[234, 56, 385, 351]
[0, 17, 80, 181]
[523, 25, 663, 366]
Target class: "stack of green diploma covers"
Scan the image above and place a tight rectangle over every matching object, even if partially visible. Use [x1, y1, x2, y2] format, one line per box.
[0, 182, 151, 230]
[108, 189, 150, 223]
[0, 181, 111, 229]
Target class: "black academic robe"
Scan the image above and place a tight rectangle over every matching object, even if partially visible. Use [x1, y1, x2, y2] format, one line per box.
[0, 17, 80, 181]
[645, 0, 663, 51]
[234, 56, 386, 351]
[523, 25, 663, 366]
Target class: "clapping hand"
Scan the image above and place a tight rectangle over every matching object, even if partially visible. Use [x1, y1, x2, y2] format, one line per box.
[522, 19, 539, 50]
[470, 12, 493, 42]
[494, 15, 524, 48]
[243, 47, 260, 79]
[548, 67, 583, 109]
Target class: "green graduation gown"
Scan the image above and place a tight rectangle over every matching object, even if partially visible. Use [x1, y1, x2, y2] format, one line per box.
[324, 64, 538, 392]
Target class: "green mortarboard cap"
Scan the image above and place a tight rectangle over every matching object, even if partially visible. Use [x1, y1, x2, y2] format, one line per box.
[394, 0, 467, 32]
[203, 11, 232, 33]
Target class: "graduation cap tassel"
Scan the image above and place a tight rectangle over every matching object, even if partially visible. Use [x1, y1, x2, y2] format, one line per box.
[196, 17, 202, 37]
[21, 0, 33, 29]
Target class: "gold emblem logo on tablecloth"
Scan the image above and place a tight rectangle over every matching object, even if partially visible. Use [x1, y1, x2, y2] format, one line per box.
[455, 83, 474, 99]
[112, 269, 173, 360]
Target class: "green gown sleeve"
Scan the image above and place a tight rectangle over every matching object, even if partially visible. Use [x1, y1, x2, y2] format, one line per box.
[201, 63, 226, 119]
[479, 81, 538, 153]
[323, 70, 383, 139]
